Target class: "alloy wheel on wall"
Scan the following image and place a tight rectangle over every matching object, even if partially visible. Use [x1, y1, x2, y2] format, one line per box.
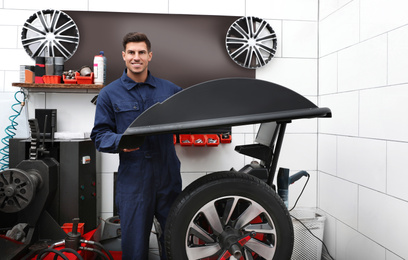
[226, 16, 277, 69]
[21, 9, 80, 61]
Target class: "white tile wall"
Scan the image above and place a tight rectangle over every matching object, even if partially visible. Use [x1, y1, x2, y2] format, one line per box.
[338, 35, 388, 92]
[387, 251, 405, 260]
[319, 173, 358, 228]
[246, 0, 318, 21]
[0, 49, 33, 71]
[169, 0, 245, 16]
[360, 0, 408, 41]
[386, 141, 408, 201]
[388, 24, 408, 85]
[319, 91, 359, 136]
[181, 172, 206, 190]
[319, 0, 359, 56]
[0, 26, 17, 48]
[359, 187, 408, 259]
[318, 134, 336, 175]
[176, 134, 245, 173]
[336, 221, 386, 260]
[282, 21, 318, 58]
[360, 84, 408, 142]
[89, 0, 169, 14]
[5, 71, 20, 92]
[320, 210, 336, 258]
[256, 58, 317, 96]
[279, 133, 317, 171]
[318, 52, 337, 95]
[3, 0, 89, 11]
[337, 136, 387, 192]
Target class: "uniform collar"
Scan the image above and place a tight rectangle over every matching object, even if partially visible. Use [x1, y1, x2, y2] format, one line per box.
[121, 69, 157, 90]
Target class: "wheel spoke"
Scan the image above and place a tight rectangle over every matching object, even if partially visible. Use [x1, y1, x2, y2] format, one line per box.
[189, 223, 215, 243]
[245, 238, 275, 260]
[221, 197, 239, 226]
[234, 203, 262, 229]
[253, 20, 268, 39]
[53, 40, 72, 59]
[256, 43, 276, 56]
[49, 10, 60, 32]
[243, 223, 276, 235]
[186, 243, 221, 259]
[247, 16, 257, 38]
[253, 46, 266, 67]
[32, 40, 48, 57]
[23, 23, 46, 36]
[243, 248, 255, 260]
[22, 36, 46, 46]
[201, 202, 223, 235]
[226, 36, 248, 44]
[231, 22, 249, 39]
[36, 10, 50, 33]
[54, 20, 76, 35]
[230, 44, 249, 59]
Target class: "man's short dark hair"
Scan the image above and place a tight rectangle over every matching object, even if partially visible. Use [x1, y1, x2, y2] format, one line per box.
[122, 32, 152, 52]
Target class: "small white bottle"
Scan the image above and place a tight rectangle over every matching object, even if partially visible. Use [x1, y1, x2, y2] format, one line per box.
[94, 51, 106, 85]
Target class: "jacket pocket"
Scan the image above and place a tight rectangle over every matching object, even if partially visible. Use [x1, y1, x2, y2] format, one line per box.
[113, 101, 141, 133]
[113, 101, 139, 112]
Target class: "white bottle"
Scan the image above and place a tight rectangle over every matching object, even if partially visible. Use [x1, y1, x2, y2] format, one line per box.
[94, 51, 106, 85]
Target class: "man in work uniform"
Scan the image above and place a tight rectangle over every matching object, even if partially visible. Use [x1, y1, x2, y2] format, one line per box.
[91, 32, 182, 259]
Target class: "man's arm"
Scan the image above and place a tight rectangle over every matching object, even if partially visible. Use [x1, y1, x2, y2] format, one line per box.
[90, 93, 122, 153]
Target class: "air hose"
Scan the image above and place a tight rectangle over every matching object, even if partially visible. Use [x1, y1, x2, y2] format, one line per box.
[0, 89, 27, 170]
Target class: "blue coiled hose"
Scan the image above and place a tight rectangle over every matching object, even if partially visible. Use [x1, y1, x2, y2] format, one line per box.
[0, 89, 27, 170]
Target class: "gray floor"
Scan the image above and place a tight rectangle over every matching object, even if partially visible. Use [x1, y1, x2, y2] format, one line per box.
[148, 229, 161, 260]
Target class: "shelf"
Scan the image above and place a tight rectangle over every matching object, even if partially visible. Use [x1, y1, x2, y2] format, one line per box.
[12, 82, 104, 90]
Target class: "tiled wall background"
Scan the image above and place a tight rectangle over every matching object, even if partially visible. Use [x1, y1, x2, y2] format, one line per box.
[0, 0, 407, 259]
[319, 0, 408, 260]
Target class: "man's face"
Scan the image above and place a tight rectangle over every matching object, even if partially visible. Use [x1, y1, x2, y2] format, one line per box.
[122, 41, 152, 76]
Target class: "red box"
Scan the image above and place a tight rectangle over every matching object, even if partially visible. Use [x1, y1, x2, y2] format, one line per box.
[76, 72, 94, 84]
[61, 223, 85, 236]
[192, 134, 207, 146]
[179, 134, 194, 146]
[206, 134, 220, 146]
[63, 74, 77, 84]
[220, 133, 232, 143]
[42, 75, 61, 84]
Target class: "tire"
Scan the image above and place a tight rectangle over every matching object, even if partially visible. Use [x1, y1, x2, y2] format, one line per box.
[165, 171, 293, 260]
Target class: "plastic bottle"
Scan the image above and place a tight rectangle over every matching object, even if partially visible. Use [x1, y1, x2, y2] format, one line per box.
[94, 51, 106, 85]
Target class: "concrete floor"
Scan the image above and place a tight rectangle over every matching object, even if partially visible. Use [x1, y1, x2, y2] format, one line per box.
[148, 231, 161, 259]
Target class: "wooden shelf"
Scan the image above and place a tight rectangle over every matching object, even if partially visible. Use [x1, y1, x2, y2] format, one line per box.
[12, 82, 104, 90]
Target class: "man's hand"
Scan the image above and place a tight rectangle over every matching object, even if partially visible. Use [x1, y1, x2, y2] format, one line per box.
[122, 148, 139, 152]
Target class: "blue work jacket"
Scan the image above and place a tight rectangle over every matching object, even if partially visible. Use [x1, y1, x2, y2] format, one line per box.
[91, 70, 182, 194]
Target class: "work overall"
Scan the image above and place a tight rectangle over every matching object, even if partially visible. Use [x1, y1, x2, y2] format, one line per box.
[91, 70, 182, 259]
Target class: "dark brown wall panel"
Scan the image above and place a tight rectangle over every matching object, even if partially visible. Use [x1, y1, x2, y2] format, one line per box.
[64, 11, 254, 88]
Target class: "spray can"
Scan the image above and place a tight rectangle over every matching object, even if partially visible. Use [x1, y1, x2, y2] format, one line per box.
[94, 51, 106, 85]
